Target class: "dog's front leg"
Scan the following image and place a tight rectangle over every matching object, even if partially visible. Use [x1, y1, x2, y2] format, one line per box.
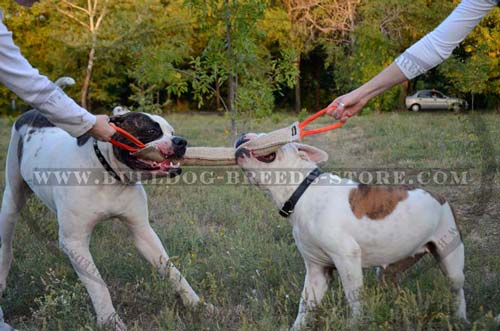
[292, 261, 330, 331]
[125, 210, 201, 307]
[331, 253, 363, 319]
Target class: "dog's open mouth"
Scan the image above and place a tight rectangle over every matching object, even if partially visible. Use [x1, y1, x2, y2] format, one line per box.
[136, 158, 181, 171]
[127, 146, 185, 178]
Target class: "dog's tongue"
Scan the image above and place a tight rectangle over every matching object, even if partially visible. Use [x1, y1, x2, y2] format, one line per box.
[131, 146, 165, 162]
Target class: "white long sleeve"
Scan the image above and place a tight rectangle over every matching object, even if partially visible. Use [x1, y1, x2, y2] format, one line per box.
[395, 0, 498, 79]
[0, 10, 95, 137]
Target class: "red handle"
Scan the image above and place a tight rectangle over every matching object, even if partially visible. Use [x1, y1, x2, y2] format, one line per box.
[108, 124, 145, 152]
[298, 105, 344, 138]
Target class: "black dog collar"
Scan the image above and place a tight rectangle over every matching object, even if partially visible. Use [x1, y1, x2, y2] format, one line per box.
[279, 168, 323, 218]
[94, 139, 122, 182]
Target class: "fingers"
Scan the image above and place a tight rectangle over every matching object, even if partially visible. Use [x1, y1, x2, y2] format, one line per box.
[89, 115, 116, 142]
[326, 98, 348, 120]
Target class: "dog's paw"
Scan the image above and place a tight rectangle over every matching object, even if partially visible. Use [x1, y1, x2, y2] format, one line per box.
[100, 313, 127, 331]
[204, 302, 217, 315]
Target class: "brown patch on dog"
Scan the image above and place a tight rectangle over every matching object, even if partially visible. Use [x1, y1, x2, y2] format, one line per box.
[348, 184, 409, 220]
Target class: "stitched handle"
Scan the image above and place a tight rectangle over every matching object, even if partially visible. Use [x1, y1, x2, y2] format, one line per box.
[298, 105, 344, 138]
[108, 124, 146, 152]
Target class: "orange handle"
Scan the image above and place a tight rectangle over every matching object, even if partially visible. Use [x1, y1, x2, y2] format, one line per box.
[298, 105, 344, 138]
[108, 124, 145, 152]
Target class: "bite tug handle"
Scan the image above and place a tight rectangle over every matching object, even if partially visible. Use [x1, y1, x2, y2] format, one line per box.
[298, 105, 344, 138]
[108, 124, 146, 152]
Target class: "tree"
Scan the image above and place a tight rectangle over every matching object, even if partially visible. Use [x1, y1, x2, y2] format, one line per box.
[278, 0, 360, 112]
[185, 0, 296, 141]
[326, 0, 454, 112]
[440, 50, 489, 110]
[48, 0, 111, 110]
[441, 6, 500, 110]
[122, 0, 194, 113]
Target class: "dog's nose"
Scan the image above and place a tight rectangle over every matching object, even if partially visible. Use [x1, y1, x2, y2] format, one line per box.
[172, 136, 187, 148]
[172, 136, 187, 157]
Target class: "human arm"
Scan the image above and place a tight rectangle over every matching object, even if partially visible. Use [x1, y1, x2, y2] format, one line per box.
[328, 63, 406, 122]
[328, 0, 498, 120]
[0, 15, 114, 140]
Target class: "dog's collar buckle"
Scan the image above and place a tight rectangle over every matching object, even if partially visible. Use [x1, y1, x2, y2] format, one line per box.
[279, 201, 294, 217]
[279, 168, 322, 218]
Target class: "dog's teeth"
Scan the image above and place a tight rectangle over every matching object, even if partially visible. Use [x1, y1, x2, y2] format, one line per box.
[169, 161, 180, 168]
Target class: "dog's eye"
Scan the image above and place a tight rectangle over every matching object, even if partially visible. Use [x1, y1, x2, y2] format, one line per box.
[147, 129, 158, 135]
[256, 152, 276, 163]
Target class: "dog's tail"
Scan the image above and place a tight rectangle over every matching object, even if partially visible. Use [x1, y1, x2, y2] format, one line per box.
[1, 125, 30, 216]
[54, 76, 75, 90]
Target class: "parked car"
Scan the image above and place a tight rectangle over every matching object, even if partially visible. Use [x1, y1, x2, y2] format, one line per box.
[405, 90, 468, 112]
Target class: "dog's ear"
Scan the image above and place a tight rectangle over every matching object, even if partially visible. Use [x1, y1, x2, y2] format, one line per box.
[112, 106, 130, 116]
[295, 143, 329, 163]
[109, 115, 124, 125]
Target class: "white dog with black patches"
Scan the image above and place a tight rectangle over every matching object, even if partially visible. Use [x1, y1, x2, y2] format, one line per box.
[0, 107, 204, 330]
[235, 134, 466, 330]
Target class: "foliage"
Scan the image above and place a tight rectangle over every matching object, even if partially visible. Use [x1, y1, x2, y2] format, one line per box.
[0, 0, 498, 113]
[440, 7, 500, 110]
[325, 0, 455, 112]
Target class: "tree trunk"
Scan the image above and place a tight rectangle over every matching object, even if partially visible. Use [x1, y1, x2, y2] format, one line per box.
[81, 35, 96, 110]
[215, 75, 221, 110]
[225, 0, 237, 142]
[294, 55, 301, 112]
[313, 63, 321, 111]
[399, 80, 409, 111]
[471, 92, 475, 111]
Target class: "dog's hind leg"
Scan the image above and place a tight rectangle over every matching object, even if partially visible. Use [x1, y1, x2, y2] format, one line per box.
[123, 203, 201, 307]
[0, 128, 31, 331]
[0, 128, 31, 292]
[58, 215, 126, 331]
[432, 242, 466, 321]
[431, 204, 467, 321]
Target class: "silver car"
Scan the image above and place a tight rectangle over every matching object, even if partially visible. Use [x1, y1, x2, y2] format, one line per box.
[405, 90, 468, 112]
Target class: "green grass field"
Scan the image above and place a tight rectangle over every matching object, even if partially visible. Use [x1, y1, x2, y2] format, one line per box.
[1, 111, 499, 331]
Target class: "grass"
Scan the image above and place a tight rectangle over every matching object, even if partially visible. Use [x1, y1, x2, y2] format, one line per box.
[1, 111, 499, 330]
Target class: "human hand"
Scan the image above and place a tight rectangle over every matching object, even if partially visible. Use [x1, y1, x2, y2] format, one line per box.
[326, 89, 370, 122]
[88, 115, 116, 141]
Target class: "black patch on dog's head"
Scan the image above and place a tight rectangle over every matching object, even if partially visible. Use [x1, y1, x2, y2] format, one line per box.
[234, 133, 250, 148]
[110, 112, 165, 170]
[110, 112, 163, 145]
[235, 147, 251, 159]
[15, 109, 55, 131]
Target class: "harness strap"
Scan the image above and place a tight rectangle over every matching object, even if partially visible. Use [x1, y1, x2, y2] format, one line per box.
[279, 168, 323, 218]
[93, 139, 122, 182]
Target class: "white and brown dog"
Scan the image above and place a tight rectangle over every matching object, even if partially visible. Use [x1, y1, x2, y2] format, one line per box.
[0, 107, 204, 330]
[235, 134, 466, 330]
